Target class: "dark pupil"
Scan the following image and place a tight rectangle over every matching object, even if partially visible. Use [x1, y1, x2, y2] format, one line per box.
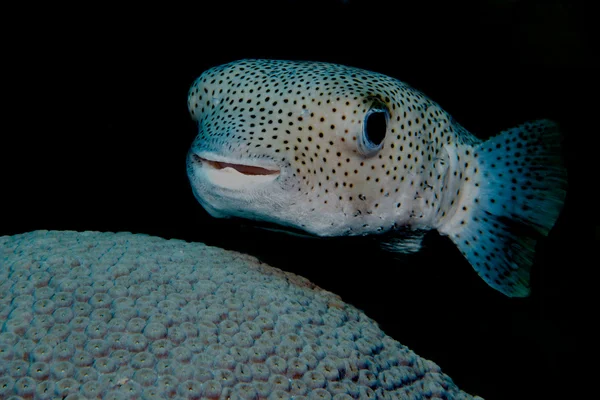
[365, 111, 387, 146]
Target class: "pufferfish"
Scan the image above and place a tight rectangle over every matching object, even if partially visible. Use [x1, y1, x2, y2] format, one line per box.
[186, 59, 567, 297]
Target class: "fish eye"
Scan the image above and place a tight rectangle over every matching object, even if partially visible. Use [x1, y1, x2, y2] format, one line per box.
[358, 100, 389, 157]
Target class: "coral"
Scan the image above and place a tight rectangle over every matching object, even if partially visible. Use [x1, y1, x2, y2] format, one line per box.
[0, 230, 483, 399]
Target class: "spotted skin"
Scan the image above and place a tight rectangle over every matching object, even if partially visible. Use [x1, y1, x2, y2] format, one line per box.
[187, 59, 566, 297]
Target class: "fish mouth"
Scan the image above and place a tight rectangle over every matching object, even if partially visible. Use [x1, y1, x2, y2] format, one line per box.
[189, 152, 280, 190]
[192, 154, 280, 176]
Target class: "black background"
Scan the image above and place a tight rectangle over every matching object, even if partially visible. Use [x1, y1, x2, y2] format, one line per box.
[2, 1, 595, 399]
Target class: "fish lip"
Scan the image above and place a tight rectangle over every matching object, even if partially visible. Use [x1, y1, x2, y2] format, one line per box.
[191, 153, 280, 176]
[188, 151, 281, 191]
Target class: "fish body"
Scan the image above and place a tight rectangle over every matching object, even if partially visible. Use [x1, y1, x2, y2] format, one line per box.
[187, 59, 566, 297]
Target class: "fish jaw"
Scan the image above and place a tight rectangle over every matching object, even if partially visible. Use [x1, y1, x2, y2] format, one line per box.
[186, 150, 284, 218]
[189, 151, 281, 190]
[187, 149, 331, 235]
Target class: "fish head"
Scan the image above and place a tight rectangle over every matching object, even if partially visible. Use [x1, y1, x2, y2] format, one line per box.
[187, 59, 431, 236]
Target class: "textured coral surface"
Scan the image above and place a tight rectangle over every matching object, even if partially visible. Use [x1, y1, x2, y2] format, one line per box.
[0, 231, 482, 399]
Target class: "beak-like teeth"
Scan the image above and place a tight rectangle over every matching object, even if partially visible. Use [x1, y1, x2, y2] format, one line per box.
[191, 154, 280, 190]
[193, 155, 279, 176]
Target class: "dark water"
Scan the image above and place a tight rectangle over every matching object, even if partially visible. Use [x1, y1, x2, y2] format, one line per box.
[3, 1, 593, 399]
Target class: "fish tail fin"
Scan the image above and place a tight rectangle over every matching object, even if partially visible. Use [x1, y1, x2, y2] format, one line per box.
[441, 120, 567, 297]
